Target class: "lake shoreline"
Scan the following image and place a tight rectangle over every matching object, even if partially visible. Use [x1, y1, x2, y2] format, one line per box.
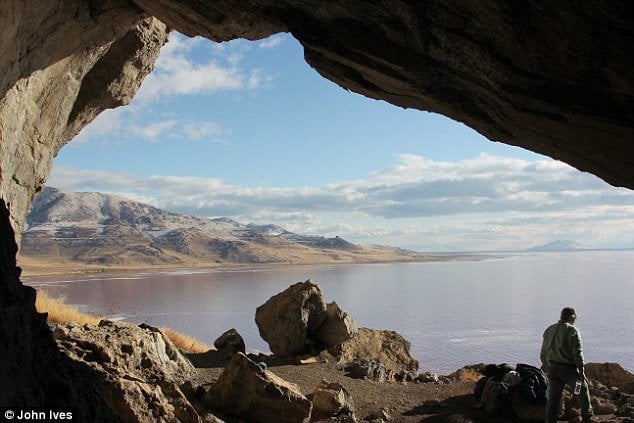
[18, 251, 503, 279]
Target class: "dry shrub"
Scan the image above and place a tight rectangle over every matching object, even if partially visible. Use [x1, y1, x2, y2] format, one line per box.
[159, 327, 212, 353]
[35, 290, 212, 353]
[35, 290, 102, 326]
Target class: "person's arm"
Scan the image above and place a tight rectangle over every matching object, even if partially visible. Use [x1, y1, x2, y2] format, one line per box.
[571, 327, 585, 378]
[540, 330, 550, 374]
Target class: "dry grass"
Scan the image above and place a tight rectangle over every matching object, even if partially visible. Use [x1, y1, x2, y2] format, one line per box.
[35, 290, 211, 353]
[35, 290, 102, 326]
[158, 327, 212, 354]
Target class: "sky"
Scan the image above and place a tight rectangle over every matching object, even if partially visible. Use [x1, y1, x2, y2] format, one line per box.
[48, 32, 634, 252]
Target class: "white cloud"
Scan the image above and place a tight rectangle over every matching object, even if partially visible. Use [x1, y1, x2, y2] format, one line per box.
[71, 108, 127, 146]
[182, 122, 225, 141]
[47, 154, 634, 251]
[131, 120, 177, 142]
[258, 36, 284, 49]
[135, 33, 270, 103]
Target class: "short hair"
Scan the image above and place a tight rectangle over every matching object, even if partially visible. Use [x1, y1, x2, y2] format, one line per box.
[561, 307, 576, 321]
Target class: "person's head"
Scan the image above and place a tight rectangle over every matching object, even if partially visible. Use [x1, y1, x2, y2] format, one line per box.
[560, 307, 577, 323]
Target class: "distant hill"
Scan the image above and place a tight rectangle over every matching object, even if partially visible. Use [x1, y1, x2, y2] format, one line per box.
[20, 187, 428, 272]
[526, 240, 587, 252]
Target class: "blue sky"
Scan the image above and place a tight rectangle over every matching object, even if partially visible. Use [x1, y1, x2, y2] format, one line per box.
[49, 33, 634, 252]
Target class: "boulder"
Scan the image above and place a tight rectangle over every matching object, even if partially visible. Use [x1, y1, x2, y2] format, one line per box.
[311, 380, 356, 421]
[329, 327, 419, 374]
[255, 280, 327, 356]
[203, 352, 312, 423]
[52, 320, 194, 383]
[103, 379, 199, 423]
[446, 364, 486, 382]
[585, 362, 634, 389]
[51, 320, 199, 422]
[314, 301, 358, 347]
[213, 328, 245, 356]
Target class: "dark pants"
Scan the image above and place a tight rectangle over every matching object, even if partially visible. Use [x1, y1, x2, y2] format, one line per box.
[546, 362, 593, 423]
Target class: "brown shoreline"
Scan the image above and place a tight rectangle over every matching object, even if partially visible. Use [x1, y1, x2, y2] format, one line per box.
[17, 252, 500, 279]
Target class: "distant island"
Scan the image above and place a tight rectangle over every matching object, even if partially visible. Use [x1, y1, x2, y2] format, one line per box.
[525, 240, 588, 252]
[19, 187, 476, 276]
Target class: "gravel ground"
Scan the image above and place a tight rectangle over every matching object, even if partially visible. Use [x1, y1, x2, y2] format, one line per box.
[189, 359, 513, 422]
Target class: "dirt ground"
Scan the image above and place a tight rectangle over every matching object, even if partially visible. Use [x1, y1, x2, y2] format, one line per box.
[187, 354, 632, 423]
[189, 359, 516, 423]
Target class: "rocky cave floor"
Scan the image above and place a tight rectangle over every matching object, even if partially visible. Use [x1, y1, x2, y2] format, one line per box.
[185, 353, 631, 423]
[190, 359, 480, 423]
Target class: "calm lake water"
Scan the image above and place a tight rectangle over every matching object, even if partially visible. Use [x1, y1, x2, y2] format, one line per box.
[25, 251, 634, 374]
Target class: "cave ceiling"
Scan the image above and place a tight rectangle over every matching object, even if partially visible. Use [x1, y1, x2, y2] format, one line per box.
[131, 0, 634, 189]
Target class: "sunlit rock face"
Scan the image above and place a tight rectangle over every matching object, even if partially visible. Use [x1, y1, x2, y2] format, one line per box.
[132, 0, 634, 189]
[0, 0, 168, 237]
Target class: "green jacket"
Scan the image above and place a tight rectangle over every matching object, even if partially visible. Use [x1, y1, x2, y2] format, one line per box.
[540, 320, 585, 372]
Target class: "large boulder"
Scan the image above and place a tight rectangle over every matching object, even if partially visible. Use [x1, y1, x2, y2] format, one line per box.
[52, 320, 195, 383]
[255, 280, 328, 356]
[585, 362, 634, 389]
[51, 320, 199, 422]
[314, 301, 358, 347]
[203, 352, 312, 423]
[328, 327, 419, 374]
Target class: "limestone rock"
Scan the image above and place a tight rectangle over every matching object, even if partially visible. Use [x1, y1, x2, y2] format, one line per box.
[255, 280, 328, 356]
[203, 352, 312, 423]
[1, 0, 168, 237]
[586, 362, 634, 389]
[53, 320, 195, 382]
[102, 378, 199, 423]
[213, 328, 246, 356]
[314, 301, 358, 347]
[329, 327, 419, 374]
[311, 380, 356, 421]
[51, 320, 199, 422]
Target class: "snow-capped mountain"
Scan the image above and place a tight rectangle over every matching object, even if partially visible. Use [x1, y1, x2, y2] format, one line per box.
[21, 187, 417, 268]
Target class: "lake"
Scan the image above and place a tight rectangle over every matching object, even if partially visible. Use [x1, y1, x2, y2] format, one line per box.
[25, 250, 634, 374]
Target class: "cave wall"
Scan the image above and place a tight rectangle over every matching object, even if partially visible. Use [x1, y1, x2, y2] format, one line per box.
[1, 0, 633, 412]
[0, 0, 167, 410]
[0, 0, 168, 238]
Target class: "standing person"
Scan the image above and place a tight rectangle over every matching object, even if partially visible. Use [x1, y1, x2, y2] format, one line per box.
[540, 307, 594, 423]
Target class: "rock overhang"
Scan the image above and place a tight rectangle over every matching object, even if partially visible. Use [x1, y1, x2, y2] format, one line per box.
[130, 0, 634, 189]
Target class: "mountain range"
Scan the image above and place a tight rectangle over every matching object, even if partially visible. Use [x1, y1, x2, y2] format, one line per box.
[19, 187, 428, 272]
[526, 240, 588, 252]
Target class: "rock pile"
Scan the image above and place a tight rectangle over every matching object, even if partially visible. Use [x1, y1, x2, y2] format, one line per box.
[255, 279, 419, 379]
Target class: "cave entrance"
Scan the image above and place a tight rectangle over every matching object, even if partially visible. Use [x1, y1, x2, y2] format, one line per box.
[18, 32, 634, 374]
